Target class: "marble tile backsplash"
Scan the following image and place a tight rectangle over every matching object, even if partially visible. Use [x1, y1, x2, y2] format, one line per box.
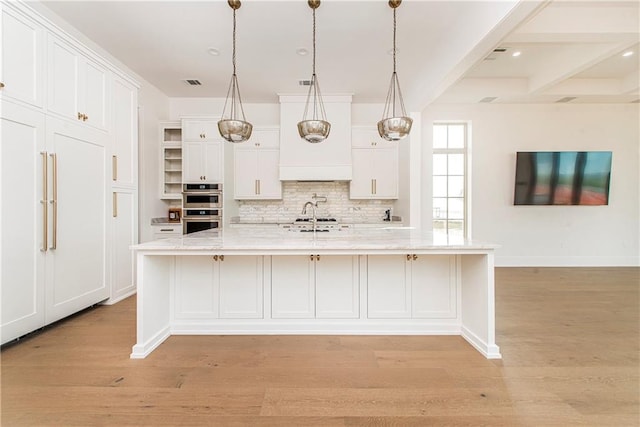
[238, 181, 393, 223]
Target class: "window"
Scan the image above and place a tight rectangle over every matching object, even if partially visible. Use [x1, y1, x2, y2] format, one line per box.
[433, 123, 468, 237]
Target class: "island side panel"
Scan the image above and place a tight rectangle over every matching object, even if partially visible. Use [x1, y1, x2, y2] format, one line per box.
[131, 253, 172, 358]
[460, 253, 501, 359]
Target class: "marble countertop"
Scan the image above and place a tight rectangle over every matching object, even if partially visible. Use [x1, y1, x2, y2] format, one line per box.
[132, 227, 498, 254]
[151, 217, 181, 226]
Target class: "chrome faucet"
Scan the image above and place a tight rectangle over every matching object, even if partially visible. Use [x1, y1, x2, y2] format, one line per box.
[302, 201, 318, 232]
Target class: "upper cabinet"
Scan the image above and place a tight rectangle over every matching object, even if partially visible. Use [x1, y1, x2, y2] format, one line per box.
[182, 118, 224, 184]
[279, 94, 352, 181]
[0, 6, 45, 108]
[47, 35, 109, 131]
[234, 128, 281, 200]
[183, 119, 218, 142]
[350, 127, 398, 199]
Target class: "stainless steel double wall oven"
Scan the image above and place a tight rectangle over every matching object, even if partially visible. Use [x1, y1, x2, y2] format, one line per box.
[182, 183, 222, 234]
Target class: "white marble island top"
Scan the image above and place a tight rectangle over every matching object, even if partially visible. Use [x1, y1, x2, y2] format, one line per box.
[133, 227, 498, 255]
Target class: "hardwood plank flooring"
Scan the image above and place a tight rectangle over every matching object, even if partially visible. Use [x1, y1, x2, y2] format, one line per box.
[1, 267, 638, 426]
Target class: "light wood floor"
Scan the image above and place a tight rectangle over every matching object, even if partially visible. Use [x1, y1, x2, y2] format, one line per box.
[1, 267, 638, 426]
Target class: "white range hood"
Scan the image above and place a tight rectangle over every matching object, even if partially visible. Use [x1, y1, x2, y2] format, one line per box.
[278, 94, 352, 181]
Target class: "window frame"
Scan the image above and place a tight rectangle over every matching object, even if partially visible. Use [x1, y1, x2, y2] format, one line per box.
[432, 122, 470, 238]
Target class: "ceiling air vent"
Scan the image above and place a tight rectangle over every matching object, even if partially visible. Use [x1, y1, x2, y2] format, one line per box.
[479, 96, 497, 103]
[555, 96, 577, 103]
[298, 79, 312, 86]
[183, 79, 202, 86]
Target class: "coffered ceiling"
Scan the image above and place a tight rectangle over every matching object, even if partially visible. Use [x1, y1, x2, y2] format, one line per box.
[39, 0, 639, 108]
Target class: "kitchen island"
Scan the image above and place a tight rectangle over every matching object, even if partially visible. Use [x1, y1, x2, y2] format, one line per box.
[131, 228, 501, 359]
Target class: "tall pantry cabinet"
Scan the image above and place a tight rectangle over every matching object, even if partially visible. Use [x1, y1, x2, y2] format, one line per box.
[0, 1, 139, 344]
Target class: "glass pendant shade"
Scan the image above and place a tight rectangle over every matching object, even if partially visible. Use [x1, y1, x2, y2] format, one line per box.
[218, 0, 252, 143]
[378, 0, 412, 141]
[298, 0, 330, 143]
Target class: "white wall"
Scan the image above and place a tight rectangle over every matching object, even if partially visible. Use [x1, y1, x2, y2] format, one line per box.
[422, 103, 640, 267]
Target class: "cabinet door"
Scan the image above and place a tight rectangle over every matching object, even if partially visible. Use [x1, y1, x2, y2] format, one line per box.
[237, 128, 279, 150]
[218, 256, 263, 319]
[350, 148, 398, 199]
[182, 141, 204, 183]
[111, 189, 136, 302]
[271, 256, 315, 318]
[0, 102, 46, 344]
[183, 120, 218, 141]
[47, 36, 80, 121]
[233, 149, 258, 198]
[202, 141, 223, 183]
[112, 77, 137, 187]
[351, 127, 385, 149]
[411, 255, 457, 319]
[349, 149, 374, 199]
[1, 7, 44, 108]
[256, 150, 281, 199]
[175, 256, 217, 319]
[367, 255, 411, 318]
[44, 117, 109, 324]
[82, 58, 108, 130]
[372, 148, 398, 199]
[315, 256, 359, 319]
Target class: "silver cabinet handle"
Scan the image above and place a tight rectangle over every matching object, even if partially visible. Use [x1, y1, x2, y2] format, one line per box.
[412, 254, 418, 261]
[112, 155, 117, 181]
[257, 179, 261, 195]
[40, 152, 48, 252]
[373, 179, 377, 195]
[406, 254, 411, 261]
[113, 192, 118, 217]
[50, 153, 57, 249]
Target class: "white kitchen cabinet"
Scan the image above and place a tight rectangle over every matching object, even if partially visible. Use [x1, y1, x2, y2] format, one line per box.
[182, 140, 223, 184]
[151, 223, 182, 240]
[111, 76, 138, 188]
[367, 255, 457, 319]
[0, 101, 46, 344]
[234, 127, 281, 199]
[350, 147, 398, 199]
[47, 34, 109, 131]
[182, 119, 218, 142]
[110, 189, 136, 302]
[174, 255, 263, 320]
[1, 1, 138, 343]
[350, 126, 399, 199]
[367, 255, 411, 318]
[44, 116, 109, 324]
[234, 149, 281, 199]
[182, 118, 224, 184]
[315, 255, 359, 319]
[0, 6, 45, 108]
[160, 121, 182, 199]
[218, 255, 263, 319]
[411, 255, 457, 319]
[279, 95, 352, 181]
[271, 255, 359, 319]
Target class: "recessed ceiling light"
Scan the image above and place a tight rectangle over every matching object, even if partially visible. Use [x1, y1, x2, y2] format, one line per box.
[296, 48, 309, 56]
[512, 51, 521, 57]
[207, 48, 220, 56]
[622, 51, 634, 57]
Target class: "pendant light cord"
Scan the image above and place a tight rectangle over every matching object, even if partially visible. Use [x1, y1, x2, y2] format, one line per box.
[312, 7, 316, 76]
[393, 7, 396, 74]
[232, 8, 237, 76]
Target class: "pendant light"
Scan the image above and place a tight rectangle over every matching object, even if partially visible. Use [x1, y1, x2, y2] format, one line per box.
[218, 0, 252, 143]
[378, 0, 412, 141]
[297, 0, 330, 143]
